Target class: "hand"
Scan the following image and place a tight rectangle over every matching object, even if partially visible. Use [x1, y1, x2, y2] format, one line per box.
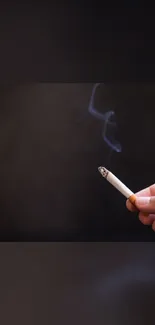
[126, 184, 155, 231]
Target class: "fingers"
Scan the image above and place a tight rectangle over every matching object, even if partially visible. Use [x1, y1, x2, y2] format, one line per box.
[152, 220, 155, 231]
[138, 212, 155, 226]
[150, 215, 155, 231]
[138, 213, 155, 231]
[149, 184, 155, 196]
[127, 196, 155, 230]
[136, 184, 155, 197]
[126, 184, 155, 212]
[126, 185, 155, 230]
[126, 199, 137, 212]
[135, 196, 155, 213]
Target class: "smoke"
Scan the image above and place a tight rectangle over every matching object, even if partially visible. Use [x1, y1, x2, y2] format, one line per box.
[88, 83, 122, 153]
[97, 264, 155, 298]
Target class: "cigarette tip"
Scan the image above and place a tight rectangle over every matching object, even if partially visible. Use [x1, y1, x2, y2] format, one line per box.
[98, 166, 105, 176]
[98, 166, 108, 178]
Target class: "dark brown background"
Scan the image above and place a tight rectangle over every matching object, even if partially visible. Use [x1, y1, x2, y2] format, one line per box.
[0, 83, 155, 240]
[0, 242, 155, 325]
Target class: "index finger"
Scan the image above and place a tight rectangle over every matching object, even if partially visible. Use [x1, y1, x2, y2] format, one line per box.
[126, 185, 153, 212]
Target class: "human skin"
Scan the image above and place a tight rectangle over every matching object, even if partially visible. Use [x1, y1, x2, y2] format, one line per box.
[126, 184, 155, 231]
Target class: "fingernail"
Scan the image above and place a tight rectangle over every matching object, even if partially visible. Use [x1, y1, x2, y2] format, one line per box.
[136, 197, 150, 206]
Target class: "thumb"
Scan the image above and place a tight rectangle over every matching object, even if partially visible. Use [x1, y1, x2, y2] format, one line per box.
[135, 196, 155, 213]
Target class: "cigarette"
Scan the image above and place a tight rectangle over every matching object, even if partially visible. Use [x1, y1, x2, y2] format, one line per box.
[98, 166, 136, 205]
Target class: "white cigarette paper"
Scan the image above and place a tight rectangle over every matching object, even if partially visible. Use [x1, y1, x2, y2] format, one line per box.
[98, 166, 136, 204]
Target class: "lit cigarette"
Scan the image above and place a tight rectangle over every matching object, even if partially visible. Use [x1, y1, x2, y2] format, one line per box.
[98, 166, 136, 205]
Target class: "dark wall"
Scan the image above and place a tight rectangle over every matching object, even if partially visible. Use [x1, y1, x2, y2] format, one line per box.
[0, 243, 155, 324]
[0, 83, 154, 240]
